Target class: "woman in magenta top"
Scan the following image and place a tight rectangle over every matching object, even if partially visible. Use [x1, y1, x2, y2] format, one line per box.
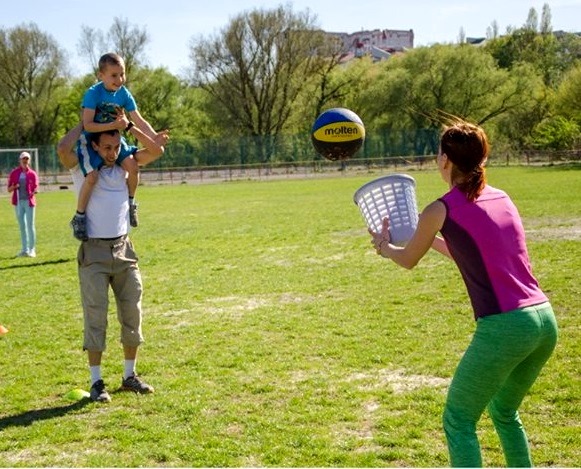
[7, 151, 39, 257]
[369, 120, 558, 467]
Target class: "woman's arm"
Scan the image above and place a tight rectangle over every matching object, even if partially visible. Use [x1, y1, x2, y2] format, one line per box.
[7, 172, 18, 192]
[431, 235, 452, 259]
[370, 200, 446, 269]
[31, 170, 39, 193]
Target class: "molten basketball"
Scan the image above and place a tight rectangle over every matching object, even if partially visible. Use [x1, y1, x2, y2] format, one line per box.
[311, 108, 365, 161]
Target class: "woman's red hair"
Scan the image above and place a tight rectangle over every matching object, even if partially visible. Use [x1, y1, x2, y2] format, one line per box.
[440, 121, 489, 201]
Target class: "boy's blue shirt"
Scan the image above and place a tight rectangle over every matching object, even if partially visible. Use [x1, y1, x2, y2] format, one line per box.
[82, 82, 137, 124]
[77, 82, 138, 174]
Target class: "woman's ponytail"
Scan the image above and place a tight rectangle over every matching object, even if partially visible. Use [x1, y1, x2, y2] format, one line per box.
[441, 121, 489, 201]
[455, 166, 486, 201]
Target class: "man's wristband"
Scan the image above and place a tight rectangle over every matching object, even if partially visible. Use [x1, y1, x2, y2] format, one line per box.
[125, 121, 134, 131]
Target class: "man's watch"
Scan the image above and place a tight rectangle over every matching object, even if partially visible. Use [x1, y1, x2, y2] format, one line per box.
[125, 121, 135, 131]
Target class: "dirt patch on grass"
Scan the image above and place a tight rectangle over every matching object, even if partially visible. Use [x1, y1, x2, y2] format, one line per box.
[525, 217, 581, 241]
[347, 368, 450, 394]
[167, 293, 313, 318]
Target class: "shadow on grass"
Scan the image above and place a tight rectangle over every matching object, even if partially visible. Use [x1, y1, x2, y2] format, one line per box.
[0, 257, 72, 271]
[0, 398, 91, 431]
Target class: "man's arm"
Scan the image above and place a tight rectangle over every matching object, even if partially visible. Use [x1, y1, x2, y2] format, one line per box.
[128, 125, 169, 167]
[57, 123, 83, 170]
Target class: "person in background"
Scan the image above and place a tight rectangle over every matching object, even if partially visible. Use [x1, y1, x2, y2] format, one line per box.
[368, 119, 558, 467]
[7, 151, 39, 257]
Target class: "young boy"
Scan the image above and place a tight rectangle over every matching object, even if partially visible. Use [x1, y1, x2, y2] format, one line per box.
[71, 52, 158, 241]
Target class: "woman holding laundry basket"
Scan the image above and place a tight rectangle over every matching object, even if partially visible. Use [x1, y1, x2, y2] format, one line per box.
[368, 119, 558, 467]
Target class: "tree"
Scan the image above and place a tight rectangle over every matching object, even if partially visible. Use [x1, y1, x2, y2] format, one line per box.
[357, 44, 544, 155]
[551, 32, 581, 79]
[540, 3, 552, 34]
[492, 63, 548, 153]
[55, 74, 96, 137]
[0, 23, 68, 145]
[531, 116, 580, 150]
[372, 45, 527, 125]
[129, 67, 183, 132]
[487, 20, 499, 40]
[77, 17, 149, 77]
[129, 67, 211, 140]
[485, 21, 564, 86]
[188, 5, 339, 161]
[553, 64, 581, 124]
[308, 33, 352, 121]
[76, 26, 106, 75]
[524, 7, 539, 32]
[482, 3, 581, 87]
[109, 17, 149, 77]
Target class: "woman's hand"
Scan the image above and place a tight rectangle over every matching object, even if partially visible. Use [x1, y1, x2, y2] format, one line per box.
[368, 200, 447, 269]
[369, 217, 391, 255]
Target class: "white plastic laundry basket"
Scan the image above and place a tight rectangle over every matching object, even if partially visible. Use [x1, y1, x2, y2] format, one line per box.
[353, 174, 419, 245]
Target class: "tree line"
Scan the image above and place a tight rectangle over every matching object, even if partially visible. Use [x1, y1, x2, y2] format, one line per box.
[0, 3, 580, 170]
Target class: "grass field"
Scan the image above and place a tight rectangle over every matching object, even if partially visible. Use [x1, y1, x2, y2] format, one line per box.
[0, 166, 579, 467]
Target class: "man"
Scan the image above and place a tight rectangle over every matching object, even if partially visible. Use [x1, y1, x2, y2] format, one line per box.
[57, 119, 169, 402]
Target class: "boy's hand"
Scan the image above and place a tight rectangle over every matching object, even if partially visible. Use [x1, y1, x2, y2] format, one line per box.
[113, 112, 130, 130]
[154, 129, 170, 147]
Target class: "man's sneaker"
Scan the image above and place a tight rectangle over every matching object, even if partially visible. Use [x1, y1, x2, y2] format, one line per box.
[129, 203, 139, 227]
[121, 374, 154, 394]
[16, 250, 28, 257]
[90, 379, 111, 403]
[70, 214, 88, 241]
[27, 249, 36, 258]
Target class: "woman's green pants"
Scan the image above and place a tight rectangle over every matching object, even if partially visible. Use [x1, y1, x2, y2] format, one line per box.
[443, 302, 558, 467]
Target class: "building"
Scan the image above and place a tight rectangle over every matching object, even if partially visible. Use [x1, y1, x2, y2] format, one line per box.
[328, 28, 414, 62]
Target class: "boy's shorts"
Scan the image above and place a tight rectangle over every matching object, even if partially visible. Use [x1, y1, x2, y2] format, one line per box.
[76, 132, 132, 177]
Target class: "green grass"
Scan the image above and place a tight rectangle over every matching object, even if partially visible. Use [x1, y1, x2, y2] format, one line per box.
[0, 166, 579, 467]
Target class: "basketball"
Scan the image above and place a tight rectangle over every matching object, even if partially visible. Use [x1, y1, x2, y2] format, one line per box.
[311, 108, 365, 161]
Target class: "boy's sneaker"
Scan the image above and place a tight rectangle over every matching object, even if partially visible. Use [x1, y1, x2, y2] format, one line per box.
[70, 214, 88, 241]
[129, 203, 139, 227]
[90, 379, 111, 403]
[121, 374, 154, 394]
[27, 249, 36, 258]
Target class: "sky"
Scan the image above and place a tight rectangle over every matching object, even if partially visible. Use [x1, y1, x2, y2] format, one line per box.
[3, 0, 581, 77]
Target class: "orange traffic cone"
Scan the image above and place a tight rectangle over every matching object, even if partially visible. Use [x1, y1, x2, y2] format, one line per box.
[0, 324, 8, 335]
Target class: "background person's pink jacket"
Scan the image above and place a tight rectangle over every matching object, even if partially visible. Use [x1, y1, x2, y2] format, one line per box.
[8, 167, 39, 207]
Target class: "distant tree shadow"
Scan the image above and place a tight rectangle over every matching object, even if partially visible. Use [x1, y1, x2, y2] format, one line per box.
[0, 258, 72, 271]
[0, 399, 91, 431]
